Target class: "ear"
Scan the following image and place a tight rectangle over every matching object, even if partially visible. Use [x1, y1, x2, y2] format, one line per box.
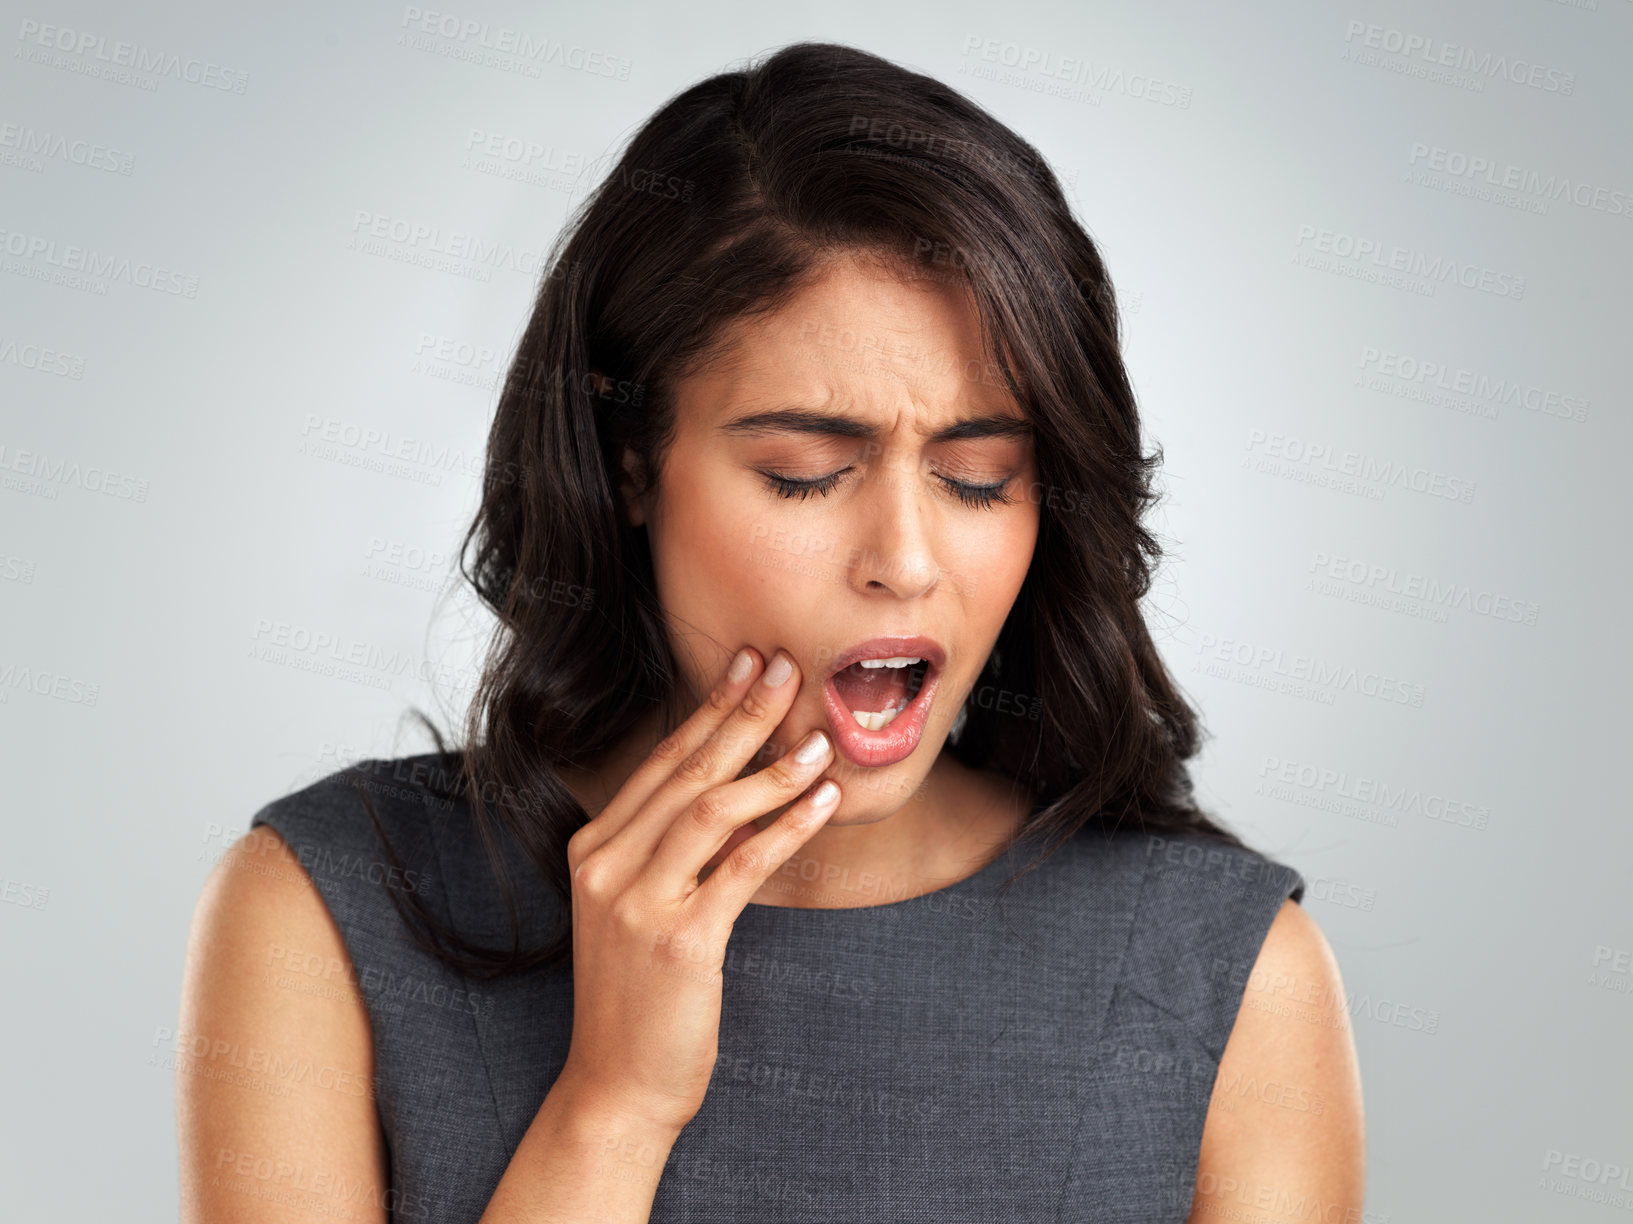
[618, 446, 648, 528]
[586, 363, 647, 530]
[586, 365, 616, 402]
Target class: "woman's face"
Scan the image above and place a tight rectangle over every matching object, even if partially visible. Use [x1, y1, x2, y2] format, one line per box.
[622, 251, 1040, 825]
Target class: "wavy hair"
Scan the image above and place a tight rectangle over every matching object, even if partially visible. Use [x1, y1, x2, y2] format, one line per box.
[360, 40, 1252, 979]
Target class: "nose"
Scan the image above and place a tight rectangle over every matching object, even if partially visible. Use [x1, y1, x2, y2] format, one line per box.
[845, 451, 940, 599]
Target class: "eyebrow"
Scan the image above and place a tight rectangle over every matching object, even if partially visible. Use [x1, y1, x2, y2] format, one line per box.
[717, 406, 1034, 444]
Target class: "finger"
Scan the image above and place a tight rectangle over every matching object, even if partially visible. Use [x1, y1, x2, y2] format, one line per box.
[686, 779, 842, 921]
[643, 727, 834, 895]
[575, 646, 765, 853]
[598, 648, 804, 868]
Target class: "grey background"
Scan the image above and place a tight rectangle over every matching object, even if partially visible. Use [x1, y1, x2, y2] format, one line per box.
[1, 0, 1626, 1219]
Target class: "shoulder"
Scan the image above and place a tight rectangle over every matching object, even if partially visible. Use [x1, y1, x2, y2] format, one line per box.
[190, 820, 344, 948]
[247, 751, 566, 950]
[1116, 826, 1308, 1063]
[178, 821, 389, 1220]
[247, 754, 459, 907]
[248, 752, 460, 841]
[1190, 899, 1366, 1216]
[191, 751, 461, 995]
[179, 752, 470, 1092]
[1136, 827, 1307, 908]
[185, 822, 366, 1015]
[1223, 896, 1353, 1073]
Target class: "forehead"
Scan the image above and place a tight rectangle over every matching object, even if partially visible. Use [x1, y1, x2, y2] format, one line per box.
[679, 253, 1028, 435]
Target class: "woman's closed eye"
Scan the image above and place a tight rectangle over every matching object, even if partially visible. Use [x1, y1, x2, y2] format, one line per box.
[757, 465, 1016, 510]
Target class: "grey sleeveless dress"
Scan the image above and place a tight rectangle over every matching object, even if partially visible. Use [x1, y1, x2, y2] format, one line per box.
[249, 754, 1305, 1223]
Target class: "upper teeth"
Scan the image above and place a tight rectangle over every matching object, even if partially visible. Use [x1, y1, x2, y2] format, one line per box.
[857, 656, 924, 669]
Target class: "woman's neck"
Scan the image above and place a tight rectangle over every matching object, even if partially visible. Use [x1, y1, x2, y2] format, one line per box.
[556, 707, 1035, 909]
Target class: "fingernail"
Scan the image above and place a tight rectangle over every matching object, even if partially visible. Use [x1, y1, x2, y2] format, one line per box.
[728, 649, 754, 684]
[763, 652, 793, 687]
[794, 730, 829, 765]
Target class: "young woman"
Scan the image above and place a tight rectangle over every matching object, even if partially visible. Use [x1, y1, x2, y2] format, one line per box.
[177, 41, 1364, 1223]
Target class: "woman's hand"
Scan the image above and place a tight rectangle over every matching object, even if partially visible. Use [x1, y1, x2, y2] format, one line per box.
[556, 646, 838, 1136]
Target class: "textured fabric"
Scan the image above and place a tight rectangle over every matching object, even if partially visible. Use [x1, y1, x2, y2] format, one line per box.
[249, 753, 1305, 1223]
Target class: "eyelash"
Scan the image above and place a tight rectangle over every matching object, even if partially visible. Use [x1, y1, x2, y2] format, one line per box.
[759, 466, 1015, 511]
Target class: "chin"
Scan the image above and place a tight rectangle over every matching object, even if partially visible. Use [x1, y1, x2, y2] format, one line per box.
[819, 752, 935, 822]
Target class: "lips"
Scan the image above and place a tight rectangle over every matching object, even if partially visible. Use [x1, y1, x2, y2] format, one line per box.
[823, 635, 948, 679]
[819, 635, 946, 769]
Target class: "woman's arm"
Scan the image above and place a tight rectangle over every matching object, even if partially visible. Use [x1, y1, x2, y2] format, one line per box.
[178, 825, 677, 1223]
[177, 825, 389, 1223]
[1187, 900, 1367, 1223]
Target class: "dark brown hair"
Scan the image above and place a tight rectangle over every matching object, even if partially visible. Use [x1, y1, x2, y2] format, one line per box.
[362, 40, 1252, 979]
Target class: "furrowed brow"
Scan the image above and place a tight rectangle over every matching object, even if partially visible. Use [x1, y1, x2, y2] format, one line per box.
[717, 406, 1032, 444]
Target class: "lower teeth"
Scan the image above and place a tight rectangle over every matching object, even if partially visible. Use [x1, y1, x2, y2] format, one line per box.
[852, 701, 909, 731]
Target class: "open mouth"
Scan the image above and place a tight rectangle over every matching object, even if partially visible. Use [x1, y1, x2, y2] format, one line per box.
[828, 656, 931, 731]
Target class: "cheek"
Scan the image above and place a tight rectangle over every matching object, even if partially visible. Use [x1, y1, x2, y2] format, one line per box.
[732, 512, 830, 623]
[653, 474, 811, 627]
[951, 513, 1037, 611]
